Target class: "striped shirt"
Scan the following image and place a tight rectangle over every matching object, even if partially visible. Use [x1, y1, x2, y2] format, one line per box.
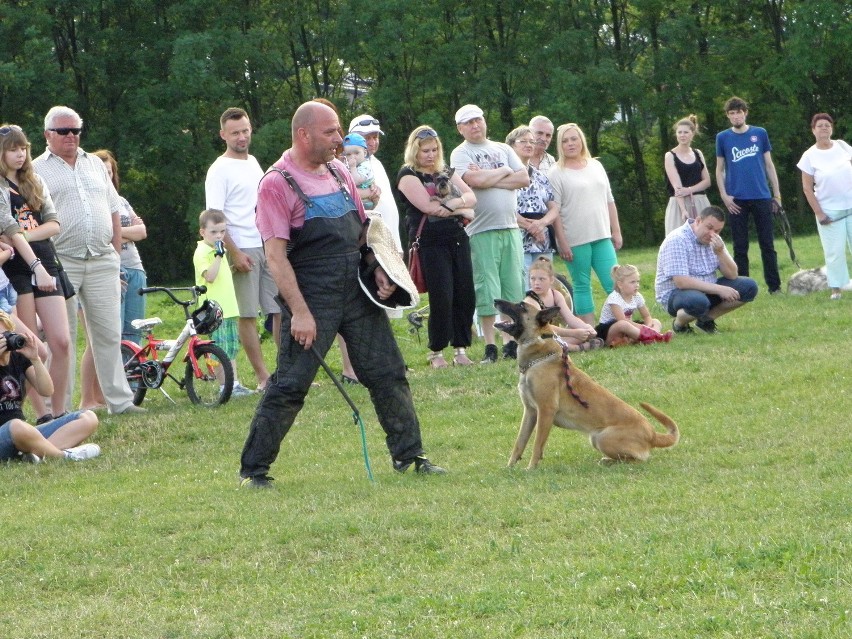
[33, 148, 121, 258]
[655, 220, 720, 307]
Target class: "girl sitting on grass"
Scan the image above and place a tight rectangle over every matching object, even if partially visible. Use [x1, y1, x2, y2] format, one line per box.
[524, 256, 603, 351]
[595, 264, 672, 346]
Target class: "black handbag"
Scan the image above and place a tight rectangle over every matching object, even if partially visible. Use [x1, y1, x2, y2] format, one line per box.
[54, 259, 76, 299]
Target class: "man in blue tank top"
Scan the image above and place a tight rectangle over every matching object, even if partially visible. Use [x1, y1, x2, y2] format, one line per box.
[715, 96, 782, 293]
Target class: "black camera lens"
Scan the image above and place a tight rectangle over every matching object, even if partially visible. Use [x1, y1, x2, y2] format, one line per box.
[2, 331, 26, 351]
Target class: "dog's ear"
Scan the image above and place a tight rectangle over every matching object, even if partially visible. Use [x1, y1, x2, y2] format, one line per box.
[537, 306, 562, 326]
[446, 167, 455, 178]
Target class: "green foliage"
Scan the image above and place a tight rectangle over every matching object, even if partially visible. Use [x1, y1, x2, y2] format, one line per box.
[1, 0, 849, 282]
[2, 234, 850, 637]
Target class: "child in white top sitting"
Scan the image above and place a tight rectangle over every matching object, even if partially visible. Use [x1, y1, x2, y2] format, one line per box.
[341, 133, 378, 210]
[596, 264, 672, 346]
[524, 257, 603, 351]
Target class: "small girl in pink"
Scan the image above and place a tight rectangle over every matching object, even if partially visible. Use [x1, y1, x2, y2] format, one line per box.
[523, 257, 603, 351]
[595, 264, 672, 346]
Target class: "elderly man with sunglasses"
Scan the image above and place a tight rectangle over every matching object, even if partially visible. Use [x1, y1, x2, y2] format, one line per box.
[33, 106, 142, 415]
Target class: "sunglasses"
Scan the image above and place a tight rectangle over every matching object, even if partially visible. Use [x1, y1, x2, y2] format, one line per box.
[0, 125, 23, 136]
[415, 128, 438, 140]
[356, 118, 380, 127]
[48, 127, 82, 136]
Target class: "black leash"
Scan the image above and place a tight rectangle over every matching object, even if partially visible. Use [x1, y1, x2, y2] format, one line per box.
[275, 295, 374, 481]
[772, 201, 801, 269]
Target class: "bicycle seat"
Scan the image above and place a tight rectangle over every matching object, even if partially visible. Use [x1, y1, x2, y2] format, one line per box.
[131, 317, 163, 330]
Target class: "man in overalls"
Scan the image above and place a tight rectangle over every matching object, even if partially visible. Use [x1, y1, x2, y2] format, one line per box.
[239, 102, 446, 488]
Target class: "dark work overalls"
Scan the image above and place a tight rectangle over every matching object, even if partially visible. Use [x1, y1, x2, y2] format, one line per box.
[239, 165, 425, 478]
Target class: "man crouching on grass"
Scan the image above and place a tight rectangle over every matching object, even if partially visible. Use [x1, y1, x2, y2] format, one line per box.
[238, 101, 445, 488]
[0, 311, 100, 464]
[655, 206, 758, 334]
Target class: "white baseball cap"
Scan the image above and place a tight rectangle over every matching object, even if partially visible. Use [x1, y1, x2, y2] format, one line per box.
[455, 104, 484, 124]
[349, 114, 384, 135]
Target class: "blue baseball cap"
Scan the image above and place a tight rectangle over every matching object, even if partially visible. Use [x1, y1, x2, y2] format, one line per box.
[342, 133, 368, 149]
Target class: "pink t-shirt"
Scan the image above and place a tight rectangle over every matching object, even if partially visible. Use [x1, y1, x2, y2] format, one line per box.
[256, 151, 366, 242]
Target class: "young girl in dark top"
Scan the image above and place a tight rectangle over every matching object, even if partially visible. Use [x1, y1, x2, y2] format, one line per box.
[0, 124, 71, 423]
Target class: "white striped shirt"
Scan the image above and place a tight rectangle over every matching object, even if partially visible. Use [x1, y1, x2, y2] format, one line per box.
[33, 148, 121, 258]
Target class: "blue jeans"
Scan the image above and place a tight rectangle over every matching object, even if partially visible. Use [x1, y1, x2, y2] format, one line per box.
[0, 410, 85, 460]
[729, 198, 781, 292]
[666, 277, 759, 318]
[120, 267, 147, 342]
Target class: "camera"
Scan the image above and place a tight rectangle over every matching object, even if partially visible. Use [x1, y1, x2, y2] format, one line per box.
[2, 331, 25, 351]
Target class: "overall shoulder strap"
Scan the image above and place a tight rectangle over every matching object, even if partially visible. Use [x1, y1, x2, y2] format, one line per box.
[263, 167, 312, 207]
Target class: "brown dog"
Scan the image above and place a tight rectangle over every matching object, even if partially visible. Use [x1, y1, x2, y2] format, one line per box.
[494, 299, 679, 467]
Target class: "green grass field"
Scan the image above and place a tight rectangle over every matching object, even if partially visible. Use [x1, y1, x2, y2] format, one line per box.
[2, 234, 849, 638]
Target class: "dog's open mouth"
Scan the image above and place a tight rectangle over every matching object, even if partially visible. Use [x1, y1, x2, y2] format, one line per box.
[494, 319, 515, 332]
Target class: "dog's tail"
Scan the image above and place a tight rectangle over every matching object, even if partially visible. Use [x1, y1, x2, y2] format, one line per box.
[640, 402, 680, 448]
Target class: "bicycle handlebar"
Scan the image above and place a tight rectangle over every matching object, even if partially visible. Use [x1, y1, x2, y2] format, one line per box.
[137, 285, 207, 306]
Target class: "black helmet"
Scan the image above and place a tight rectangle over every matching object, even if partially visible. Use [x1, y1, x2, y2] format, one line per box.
[191, 299, 223, 335]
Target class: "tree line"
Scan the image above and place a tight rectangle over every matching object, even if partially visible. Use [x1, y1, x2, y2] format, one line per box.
[1, 0, 849, 282]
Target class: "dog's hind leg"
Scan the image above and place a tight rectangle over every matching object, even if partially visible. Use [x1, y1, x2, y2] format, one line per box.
[508, 404, 537, 467]
[590, 428, 649, 464]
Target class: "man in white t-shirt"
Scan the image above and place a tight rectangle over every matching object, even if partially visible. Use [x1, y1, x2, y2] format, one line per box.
[450, 104, 529, 363]
[205, 107, 279, 391]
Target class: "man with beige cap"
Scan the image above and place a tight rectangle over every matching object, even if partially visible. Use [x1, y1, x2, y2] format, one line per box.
[450, 104, 529, 363]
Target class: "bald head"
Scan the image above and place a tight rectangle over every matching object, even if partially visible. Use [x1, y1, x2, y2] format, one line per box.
[292, 101, 335, 139]
[290, 101, 343, 169]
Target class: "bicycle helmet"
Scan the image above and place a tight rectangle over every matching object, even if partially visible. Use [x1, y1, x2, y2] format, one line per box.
[192, 299, 223, 335]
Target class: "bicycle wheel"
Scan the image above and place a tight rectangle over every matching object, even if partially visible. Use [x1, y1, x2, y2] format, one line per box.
[121, 343, 148, 406]
[185, 343, 233, 407]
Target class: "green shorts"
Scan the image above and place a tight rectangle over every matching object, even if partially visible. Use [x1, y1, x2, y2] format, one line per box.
[211, 316, 240, 360]
[469, 229, 524, 317]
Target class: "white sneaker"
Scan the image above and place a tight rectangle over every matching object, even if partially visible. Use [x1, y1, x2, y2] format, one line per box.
[231, 383, 256, 398]
[63, 444, 101, 461]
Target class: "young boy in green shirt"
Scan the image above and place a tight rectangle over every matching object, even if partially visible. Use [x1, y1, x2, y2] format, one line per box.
[193, 209, 254, 397]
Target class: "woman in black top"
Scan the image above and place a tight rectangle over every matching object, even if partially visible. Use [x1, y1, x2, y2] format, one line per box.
[397, 126, 477, 368]
[663, 115, 712, 235]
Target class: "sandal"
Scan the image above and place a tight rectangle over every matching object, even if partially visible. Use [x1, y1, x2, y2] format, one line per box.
[570, 338, 605, 352]
[427, 351, 448, 369]
[453, 348, 474, 366]
[341, 375, 361, 386]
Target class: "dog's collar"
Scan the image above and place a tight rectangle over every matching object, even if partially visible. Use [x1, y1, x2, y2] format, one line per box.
[518, 351, 560, 374]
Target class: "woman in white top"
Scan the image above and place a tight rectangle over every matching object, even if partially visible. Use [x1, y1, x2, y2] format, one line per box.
[548, 123, 622, 324]
[797, 113, 852, 300]
[663, 115, 712, 235]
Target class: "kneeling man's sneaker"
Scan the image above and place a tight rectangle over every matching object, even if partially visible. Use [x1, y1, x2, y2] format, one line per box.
[63, 444, 101, 461]
[393, 455, 447, 475]
[695, 318, 718, 334]
[672, 319, 694, 334]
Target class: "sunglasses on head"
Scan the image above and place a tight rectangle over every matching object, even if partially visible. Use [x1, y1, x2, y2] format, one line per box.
[415, 128, 438, 140]
[48, 127, 82, 136]
[0, 125, 23, 136]
[356, 118, 380, 127]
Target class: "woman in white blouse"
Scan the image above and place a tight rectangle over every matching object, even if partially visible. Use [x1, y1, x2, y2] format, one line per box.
[797, 113, 852, 300]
